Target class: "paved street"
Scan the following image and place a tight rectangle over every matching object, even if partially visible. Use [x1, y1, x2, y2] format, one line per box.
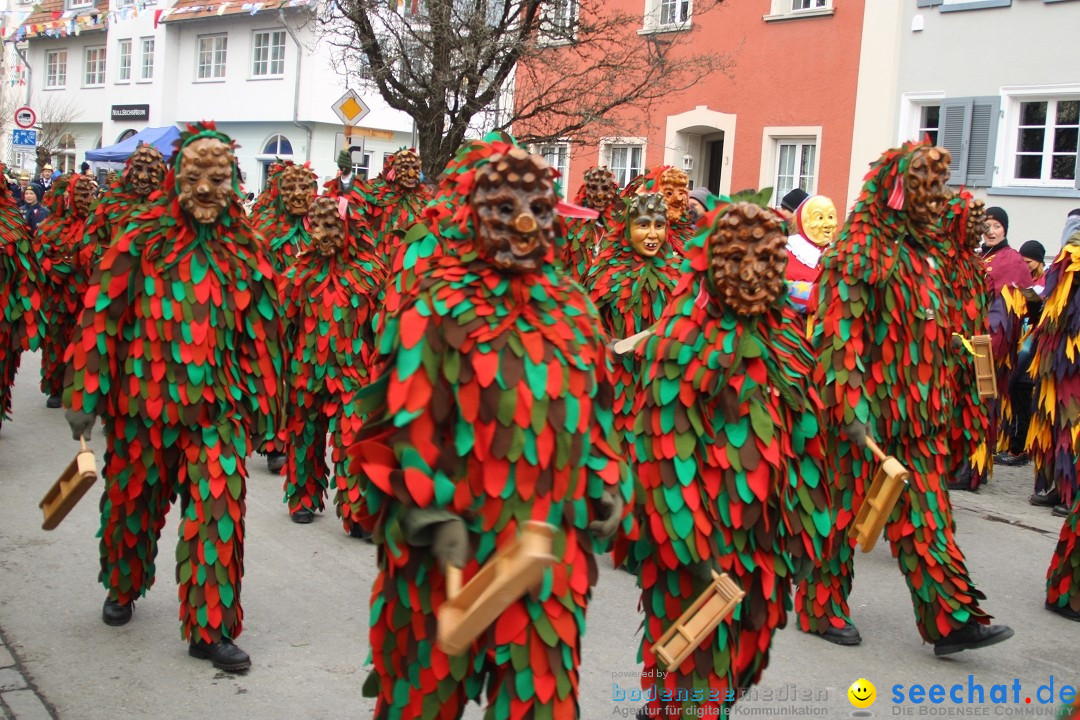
[1, 350, 1077, 720]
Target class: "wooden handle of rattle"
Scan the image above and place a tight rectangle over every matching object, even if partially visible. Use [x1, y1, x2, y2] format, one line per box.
[864, 437, 887, 463]
[445, 565, 462, 600]
[80, 436, 88, 452]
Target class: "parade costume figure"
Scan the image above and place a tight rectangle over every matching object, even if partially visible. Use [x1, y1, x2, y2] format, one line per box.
[36, 174, 96, 407]
[795, 142, 1013, 654]
[250, 160, 318, 472]
[348, 139, 631, 720]
[1028, 218, 1080, 518]
[0, 167, 44, 429]
[322, 150, 370, 208]
[63, 122, 282, 672]
[584, 192, 679, 440]
[785, 195, 838, 315]
[1046, 493, 1080, 622]
[623, 166, 694, 256]
[363, 148, 432, 264]
[252, 161, 319, 273]
[945, 196, 993, 493]
[84, 143, 167, 248]
[281, 196, 385, 527]
[563, 166, 618, 282]
[632, 202, 830, 717]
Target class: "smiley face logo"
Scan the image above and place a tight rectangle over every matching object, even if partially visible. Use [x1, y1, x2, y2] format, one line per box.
[848, 678, 876, 709]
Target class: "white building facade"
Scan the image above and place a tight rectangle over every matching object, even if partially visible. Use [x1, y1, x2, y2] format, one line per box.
[13, 0, 414, 190]
[895, 0, 1080, 253]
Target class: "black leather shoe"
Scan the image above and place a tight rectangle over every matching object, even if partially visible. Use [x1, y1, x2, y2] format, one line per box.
[817, 622, 862, 646]
[1030, 490, 1061, 507]
[102, 598, 134, 626]
[189, 638, 251, 672]
[1053, 504, 1069, 518]
[1046, 601, 1080, 622]
[266, 452, 286, 473]
[291, 508, 315, 524]
[933, 622, 1013, 656]
[348, 524, 371, 540]
[45, 395, 62, 409]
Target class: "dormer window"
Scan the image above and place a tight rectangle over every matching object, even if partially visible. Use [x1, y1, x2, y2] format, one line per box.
[68, 0, 94, 10]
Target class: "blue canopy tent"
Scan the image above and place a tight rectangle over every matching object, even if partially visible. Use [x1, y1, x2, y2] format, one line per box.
[85, 126, 181, 163]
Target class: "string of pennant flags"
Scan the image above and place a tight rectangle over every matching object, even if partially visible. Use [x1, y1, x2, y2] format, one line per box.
[0, 0, 313, 42]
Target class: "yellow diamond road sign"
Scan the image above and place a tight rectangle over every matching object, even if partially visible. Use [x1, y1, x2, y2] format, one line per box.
[333, 90, 370, 126]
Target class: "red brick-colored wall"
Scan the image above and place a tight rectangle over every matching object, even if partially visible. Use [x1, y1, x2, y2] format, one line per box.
[519, 0, 865, 209]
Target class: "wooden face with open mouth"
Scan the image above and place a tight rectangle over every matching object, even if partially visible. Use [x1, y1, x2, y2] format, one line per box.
[472, 148, 556, 274]
[393, 150, 422, 190]
[627, 192, 667, 258]
[707, 202, 788, 316]
[126, 145, 166, 199]
[280, 165, 317, 216]
[905, 146, 951, 227]
[583, 167, 618, 211]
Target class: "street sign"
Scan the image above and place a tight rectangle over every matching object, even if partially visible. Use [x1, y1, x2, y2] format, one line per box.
[332, 90, 370, 126]
[12, 129, 38, 148]
[14, 106, 36, 129]
[334, 133, 367, 170]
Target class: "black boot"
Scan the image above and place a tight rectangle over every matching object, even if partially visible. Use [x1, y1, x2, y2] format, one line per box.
[1046, 601, 1080, 622]
[46, 395, 62, 409]
[1030, 489, 1061, 507]
[266, 452, 286, 473]
[102, 598, 134, 626]
[291, 508, 315, 524]
[349, 524, 371, 541]
[189, 637, 251, 672]
[817, 622, 862, 646]
[1053, 504, 1069, 518]
[933, 622, 1013, 656]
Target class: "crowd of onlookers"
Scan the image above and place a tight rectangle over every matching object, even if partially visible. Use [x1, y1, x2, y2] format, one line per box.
[5, 160, 100, 237]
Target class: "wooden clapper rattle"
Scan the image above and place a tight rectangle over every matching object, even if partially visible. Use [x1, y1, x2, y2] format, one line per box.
[437, 521, 557, 656]
[651, 570, 746, 670]
[970, 334, 997, 399]
[848, 436, 911, 553]
[39, 438, 98, 531]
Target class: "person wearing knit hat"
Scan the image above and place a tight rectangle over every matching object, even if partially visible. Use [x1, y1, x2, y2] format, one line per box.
[1019, 240, 1046, 283]
[688, 185, 712, 222]
[980, 205, 1032, 293]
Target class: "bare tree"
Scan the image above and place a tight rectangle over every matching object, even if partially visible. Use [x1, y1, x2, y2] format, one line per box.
[322, 0, 733, 177]
[34, 95, 80, 176]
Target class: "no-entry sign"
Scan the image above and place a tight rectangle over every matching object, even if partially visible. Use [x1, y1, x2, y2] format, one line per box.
[14, 107, 36, 129]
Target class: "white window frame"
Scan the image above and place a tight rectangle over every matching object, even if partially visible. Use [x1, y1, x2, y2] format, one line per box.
[352, 152, 373, 181]
[599, 137, 646, 188]
[538, 0, 578, 45]
[139, 37, 155, 82]
[641, 0, 691, 34]
[898, 91, 946, 144]
[758, 126, 821, 207]
[116, 38, 132, 83]
[83, 46, 106, 88]
[251, 29, 286, 78]
[533, 142, 570, 198]
[196, 34, 228, 82]
[67, 0, 93, 9]
[45, 49, 67, 89]
[764, 0, 834, 21]
[116, 0, 135, 7]
[998, 85, 1080, 190]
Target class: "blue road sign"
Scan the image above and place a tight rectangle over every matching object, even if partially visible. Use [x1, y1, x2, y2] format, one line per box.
[12, 129, 37, 147]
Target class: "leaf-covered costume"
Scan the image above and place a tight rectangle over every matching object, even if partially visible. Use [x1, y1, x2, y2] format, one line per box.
[630, 203, 829, 716]
[1047, 492, 1080, 619]
[0, 167, 44, 429]
[562, 168, 618, 283]
[83, 143, 166, 250]
[36, 176, 95, 399]
[63, 123, 282, 644]
[280, 200, 386, 525]
[252, 161, 318, 273]
[1028, 234, 1080, 512]
[944, 196, 993, 492]
[347, 138, 631, 720]
[795, 142, 994, 644]
[362, 149, 432, 265]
